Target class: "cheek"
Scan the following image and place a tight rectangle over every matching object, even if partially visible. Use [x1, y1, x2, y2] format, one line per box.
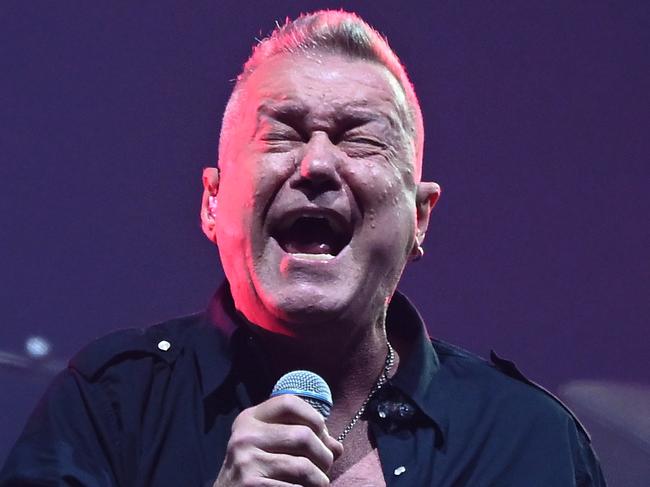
[218, 174, 253, 218]
[216, 152, 297, 239]
[343, 162, 417, 247]
[213, 173, 255, 252]
[253, 152, 297, 192]
[343, 160, 409, 212]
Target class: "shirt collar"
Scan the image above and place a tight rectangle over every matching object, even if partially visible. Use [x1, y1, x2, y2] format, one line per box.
[384, 291, 449, 443]
[195, 283, 449, 442]
[193, 281, 241, 399]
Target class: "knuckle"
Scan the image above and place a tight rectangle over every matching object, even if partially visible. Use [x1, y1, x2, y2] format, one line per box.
[322, 447, 334, 469]
[228, 433, 245, 451]
[229, 430, 256, 450]
[294, 455, 313, 475]
[299, 461, 328, 487]
[228, 447, 253, 471]
[294, 425, 314, 445]
[313, 470, 330, 487]
[310, 414, 326, 431]
[276, 393, 301, 411]
[240, 477, 261, 487]
[231, 408, 253, 430]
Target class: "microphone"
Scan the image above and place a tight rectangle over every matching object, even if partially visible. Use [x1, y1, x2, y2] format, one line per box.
[270, 370, 333, 418]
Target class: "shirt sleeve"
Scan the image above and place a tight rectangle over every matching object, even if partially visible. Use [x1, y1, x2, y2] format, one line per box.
[572, 423, 608, 487]
[0, 368, 119, 487]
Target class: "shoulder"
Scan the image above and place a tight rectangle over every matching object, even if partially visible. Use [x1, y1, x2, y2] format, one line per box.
[68, 312, 210, 381]
[429, 339, 606, 483]
[430, 338, 591, 441]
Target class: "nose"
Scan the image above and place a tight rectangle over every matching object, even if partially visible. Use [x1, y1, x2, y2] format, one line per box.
[290, 132, 342, 196]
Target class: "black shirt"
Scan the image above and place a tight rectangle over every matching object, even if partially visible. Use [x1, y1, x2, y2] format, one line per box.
[0, 285, 606, 486]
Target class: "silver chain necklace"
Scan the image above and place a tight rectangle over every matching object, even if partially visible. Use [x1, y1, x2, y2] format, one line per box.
[336, 340, 395, 442]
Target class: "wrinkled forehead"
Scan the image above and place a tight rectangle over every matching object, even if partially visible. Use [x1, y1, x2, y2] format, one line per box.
[239, 52, 411, 132]
[217, 52, 418, 177]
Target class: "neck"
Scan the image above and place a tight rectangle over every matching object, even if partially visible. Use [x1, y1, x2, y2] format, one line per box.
[246, 314, 392, 420]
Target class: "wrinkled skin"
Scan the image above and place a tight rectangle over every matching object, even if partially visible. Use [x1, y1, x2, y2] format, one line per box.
[203, 52, 440, 485]
[213, 394, 343, 487]
[202, 53, 439, 340]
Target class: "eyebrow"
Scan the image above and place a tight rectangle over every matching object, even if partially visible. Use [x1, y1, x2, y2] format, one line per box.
[257, 101, 307, 120]
[257, 100, 401, 131]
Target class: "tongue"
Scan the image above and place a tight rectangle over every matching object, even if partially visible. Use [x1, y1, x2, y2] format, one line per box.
[284, 241, 333, 255]
[276, 217, 342, 255]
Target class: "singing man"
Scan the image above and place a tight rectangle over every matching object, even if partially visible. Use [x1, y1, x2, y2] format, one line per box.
[1, 10, 605, 486]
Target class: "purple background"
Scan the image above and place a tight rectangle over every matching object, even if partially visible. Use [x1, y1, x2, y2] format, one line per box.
[1, 0, 648, 471]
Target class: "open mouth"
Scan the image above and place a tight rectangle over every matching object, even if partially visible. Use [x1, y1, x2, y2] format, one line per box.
[271, 213, 352, 258]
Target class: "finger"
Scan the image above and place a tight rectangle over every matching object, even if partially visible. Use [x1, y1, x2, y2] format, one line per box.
[256, 395, 342, 466]
[321, 430, 343, 461]
[239, 481, 301, 487]
[313, 424, 343, 463]
[254, 422, 335, 473]
[255, 395, 326, 434]
[260, 451, 330, 487]
[214, 468, 301, 487]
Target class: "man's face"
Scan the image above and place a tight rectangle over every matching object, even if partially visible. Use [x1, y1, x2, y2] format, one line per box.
[213, 53, 422, 335]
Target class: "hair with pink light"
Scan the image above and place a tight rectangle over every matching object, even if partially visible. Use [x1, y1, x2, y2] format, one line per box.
[220, 10, 424, 179]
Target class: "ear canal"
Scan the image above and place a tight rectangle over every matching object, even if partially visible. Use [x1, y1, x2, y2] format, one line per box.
[207, 195, 218, 219]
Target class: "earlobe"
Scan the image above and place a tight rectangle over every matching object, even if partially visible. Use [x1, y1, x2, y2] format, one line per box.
[410, 181, 441, 260]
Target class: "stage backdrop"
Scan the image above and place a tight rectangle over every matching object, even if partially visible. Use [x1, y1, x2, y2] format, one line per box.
[2, 1, 648, 482]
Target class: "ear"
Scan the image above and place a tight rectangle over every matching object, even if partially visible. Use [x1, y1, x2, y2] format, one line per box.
[200, 167, 220, 244]
[410, 181, 441, 259]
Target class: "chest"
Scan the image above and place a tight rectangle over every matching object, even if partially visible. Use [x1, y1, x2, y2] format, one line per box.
[130, 376, 560, 487]
[331, 448, 386, 487]
[329, 421, 386, 486]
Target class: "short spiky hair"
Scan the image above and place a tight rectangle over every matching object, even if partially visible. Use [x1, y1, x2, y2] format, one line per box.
[220, 10, 424, 179]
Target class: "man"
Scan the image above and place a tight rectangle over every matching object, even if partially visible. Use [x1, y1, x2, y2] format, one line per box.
[1, 10, 605, 487]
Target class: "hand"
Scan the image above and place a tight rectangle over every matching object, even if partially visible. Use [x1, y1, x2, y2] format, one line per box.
[213, 394, 344, 487]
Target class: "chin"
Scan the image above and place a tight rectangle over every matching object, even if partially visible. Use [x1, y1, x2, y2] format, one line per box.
[239, 232, 406, 335]
[259, 278, 357, 326]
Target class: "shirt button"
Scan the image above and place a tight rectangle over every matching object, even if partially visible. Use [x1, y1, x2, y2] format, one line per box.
[398, 403, 414, 418]
[377, 402, 389, 419]
[157, 340, 171, 351]
[394, 466, 406, 476]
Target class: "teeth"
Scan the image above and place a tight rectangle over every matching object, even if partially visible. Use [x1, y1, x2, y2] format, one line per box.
[290, 253, 335, 261]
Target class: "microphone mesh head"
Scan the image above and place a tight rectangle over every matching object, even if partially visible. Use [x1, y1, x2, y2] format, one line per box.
[271, 370, 333, 418]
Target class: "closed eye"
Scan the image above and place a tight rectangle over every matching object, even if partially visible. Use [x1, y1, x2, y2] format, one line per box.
[258, 126, 303, 153]
[258, 120, 304, 145]
[345, 136, 386, 147]
[262, 131, 301, 141]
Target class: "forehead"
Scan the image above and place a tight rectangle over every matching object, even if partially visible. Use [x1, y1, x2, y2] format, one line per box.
[239, 52, 409, 125]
